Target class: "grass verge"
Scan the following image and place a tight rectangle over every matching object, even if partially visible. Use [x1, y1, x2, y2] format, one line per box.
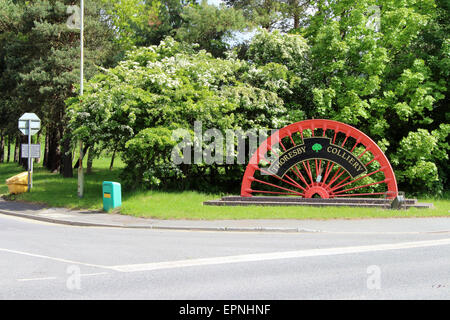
[1, 161, 449, 220]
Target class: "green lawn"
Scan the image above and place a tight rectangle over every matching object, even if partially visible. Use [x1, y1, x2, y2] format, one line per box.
[0, 156, 124, 210]
[120, 190, 450, 219]
[0, 159, 449, 220]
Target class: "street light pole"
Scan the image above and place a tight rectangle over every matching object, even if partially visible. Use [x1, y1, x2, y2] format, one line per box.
[77, 0, 84, 198]
[28, 119, 32, 191]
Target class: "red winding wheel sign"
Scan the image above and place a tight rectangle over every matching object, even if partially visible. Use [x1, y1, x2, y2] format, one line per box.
[241, 119, 398, 199]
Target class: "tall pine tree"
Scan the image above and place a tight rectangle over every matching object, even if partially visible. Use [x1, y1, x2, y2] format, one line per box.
[0, 0, 119, 175]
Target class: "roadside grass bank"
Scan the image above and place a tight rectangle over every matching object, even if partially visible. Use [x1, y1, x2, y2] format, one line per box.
[0, 161, 449, 220]
[120, 191, 450, 219]
[0, 157, 124, 210]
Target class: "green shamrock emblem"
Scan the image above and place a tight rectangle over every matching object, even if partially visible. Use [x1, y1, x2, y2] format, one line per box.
[312, 143, 322, 153]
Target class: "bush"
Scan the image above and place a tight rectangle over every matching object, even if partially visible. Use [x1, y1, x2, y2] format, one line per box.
[121, 127, 179, 189]
[392, 125, 449, 195]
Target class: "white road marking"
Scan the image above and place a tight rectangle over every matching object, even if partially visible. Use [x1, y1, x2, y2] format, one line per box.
[3, 238, 450, 275]
[109, 238, 450, 273]
[80, 272, 109, 277]
[0, 248, 108, 270]
[16, 273, 109, 282]
[17, 277, 57, 282]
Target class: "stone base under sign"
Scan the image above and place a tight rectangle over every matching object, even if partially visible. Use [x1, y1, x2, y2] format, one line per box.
[203, 196, 433, 210]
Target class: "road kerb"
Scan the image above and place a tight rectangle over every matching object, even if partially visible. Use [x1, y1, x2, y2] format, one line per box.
[0, 209, 322, 233]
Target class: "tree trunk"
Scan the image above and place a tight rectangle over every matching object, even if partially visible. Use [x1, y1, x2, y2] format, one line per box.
[46, 126, 61, 173]
[109, 149, 116, 171]
[0, 130, 4, 163]
[43, 131, 49, 167]
[19, 135, 28, 169]
[14, 135, 19, 162]
[61, 132, 73, 178]
[294, 13, 299, 29]
[7, 135, 11, 162]
[86, 146, 94, 174]
[35, 132, 41, 164]
[73, 144, 90, 169]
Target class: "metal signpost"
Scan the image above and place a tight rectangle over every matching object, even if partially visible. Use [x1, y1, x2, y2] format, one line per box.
[79, 0, 84, 198]
[18, 113, 41, 192]
[67, 1, 84, 198]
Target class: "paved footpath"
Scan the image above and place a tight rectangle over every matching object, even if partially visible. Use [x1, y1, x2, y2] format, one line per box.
[0, 198, 449, 234]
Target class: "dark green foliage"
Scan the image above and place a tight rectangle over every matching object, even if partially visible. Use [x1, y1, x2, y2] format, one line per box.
[175, 0, 248, 57]
[0, 0, 119, 174]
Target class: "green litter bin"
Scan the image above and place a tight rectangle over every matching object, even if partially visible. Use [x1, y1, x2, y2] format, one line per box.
[103, 181, 121, 211]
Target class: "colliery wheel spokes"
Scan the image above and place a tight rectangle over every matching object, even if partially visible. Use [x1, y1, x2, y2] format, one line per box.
[241, 119, 398, 199]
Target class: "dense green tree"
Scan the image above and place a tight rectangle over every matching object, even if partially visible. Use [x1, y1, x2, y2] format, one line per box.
[100, 0, 196, 49]
[0, 0, 26, 163]
[0, 0, 118, 174]
[303, 0, 448, 194]
[225, 0, 312, 31]
[176, 0, 248, 57]
[391, 124, 449, 192]
[413, 0, 450, 189]
[66, 38, 288, 191]
[245, 29, 312, 120]
[225, 0, 281, 30]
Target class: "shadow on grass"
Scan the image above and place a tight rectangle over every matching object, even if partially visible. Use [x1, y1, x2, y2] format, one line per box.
[6, 165, 125, 210]
[1, 161, 132, 210]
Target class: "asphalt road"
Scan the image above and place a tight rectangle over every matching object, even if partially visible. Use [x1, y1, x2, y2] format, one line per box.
[0, 214, 449, 299]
